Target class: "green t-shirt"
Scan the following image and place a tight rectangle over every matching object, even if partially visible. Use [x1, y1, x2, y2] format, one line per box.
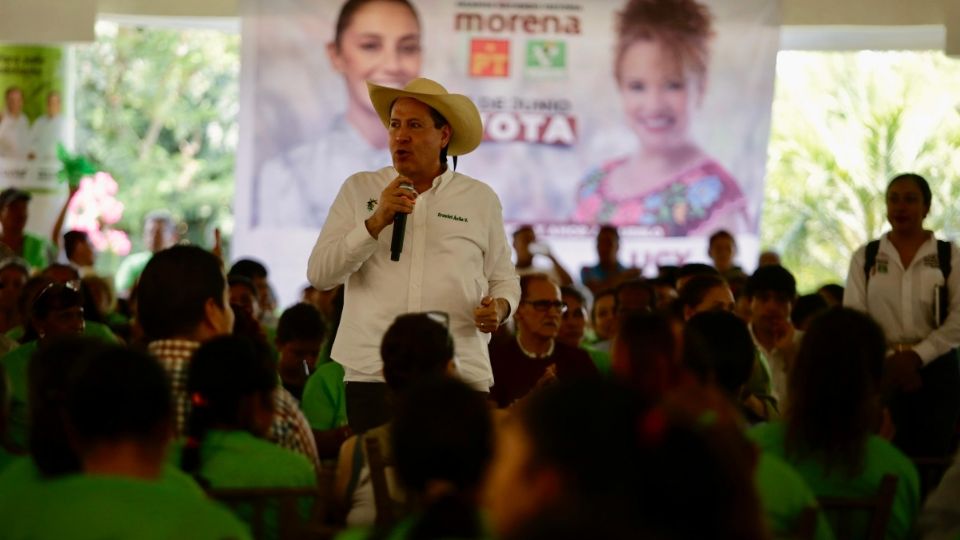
[0, 455, 206, 498]
[0, 473, 250, 539]
[749, 421, 920, 540]
[20, 234, 55, 271]
[756, 452, 835, 540]
[582, 344, 612, 376]
[114, 251, 153, 296]
[301, 361, 347, 431]
[181, 430, 317, 489]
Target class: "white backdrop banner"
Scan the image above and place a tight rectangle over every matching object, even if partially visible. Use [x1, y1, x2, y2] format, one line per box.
[235, 0, 780, 305]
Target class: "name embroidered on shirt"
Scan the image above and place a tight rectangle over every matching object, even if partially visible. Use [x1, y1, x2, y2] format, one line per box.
[366, 198, 377, 212]
[438, 212, 469, 223]
[922, 255, 940, 269]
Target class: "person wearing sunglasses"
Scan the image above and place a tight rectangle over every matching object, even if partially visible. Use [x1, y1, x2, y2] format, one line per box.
[489, 274, 598, 408]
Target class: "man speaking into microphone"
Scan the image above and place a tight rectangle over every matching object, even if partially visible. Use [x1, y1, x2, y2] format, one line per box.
[307, 78, 520, 432]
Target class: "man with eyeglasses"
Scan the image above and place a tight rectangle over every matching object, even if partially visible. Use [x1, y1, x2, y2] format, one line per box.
[489, 274, 598, 408]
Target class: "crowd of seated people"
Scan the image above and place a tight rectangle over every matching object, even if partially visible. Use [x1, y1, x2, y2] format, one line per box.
[1, 197, 960, 540]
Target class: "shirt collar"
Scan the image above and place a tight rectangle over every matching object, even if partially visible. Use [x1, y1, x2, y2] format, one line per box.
[431, 166, 456, 194]
[516, 335, 555, 359]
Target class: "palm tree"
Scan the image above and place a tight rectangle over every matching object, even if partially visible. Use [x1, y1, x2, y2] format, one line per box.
[762, 51, 960, 292]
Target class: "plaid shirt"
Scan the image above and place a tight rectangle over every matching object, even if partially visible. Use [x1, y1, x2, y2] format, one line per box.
[148, 339, 321, 470]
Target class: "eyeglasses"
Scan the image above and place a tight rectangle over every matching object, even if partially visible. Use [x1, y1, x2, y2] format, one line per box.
[521, 300, 568, 313]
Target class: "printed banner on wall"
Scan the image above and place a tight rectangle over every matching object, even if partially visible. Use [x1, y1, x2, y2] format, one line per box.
[234, 0, 780, 304]
[0, 46, 67, 189]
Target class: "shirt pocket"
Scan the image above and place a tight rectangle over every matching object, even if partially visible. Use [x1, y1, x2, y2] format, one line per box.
[919, 266, 946, 307]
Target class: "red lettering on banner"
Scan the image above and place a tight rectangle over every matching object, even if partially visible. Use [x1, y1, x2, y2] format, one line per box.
[470, 40, 510, 77]
[479, 112, 577, 145]
[455, 13, 581, 34]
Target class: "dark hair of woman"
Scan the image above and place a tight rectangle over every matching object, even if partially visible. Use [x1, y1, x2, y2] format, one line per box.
[334, 0, 420, 48]
[27, 337, 114, 476]
[66, 347, 171, 450]
[381, 313, 453, 393]
[888, 172, 931, 208]
[613, 311, 682, 403]
[509, 379, 765, 540]
[676, 274, 727, 312]
[181, 335, 277, 485]
[785, 307, 886, 476]
[390, 376, 492, 540]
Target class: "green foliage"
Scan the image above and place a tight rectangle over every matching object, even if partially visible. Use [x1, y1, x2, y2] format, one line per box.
[762, 51, 960, 293]
[74, 22, 239, 264]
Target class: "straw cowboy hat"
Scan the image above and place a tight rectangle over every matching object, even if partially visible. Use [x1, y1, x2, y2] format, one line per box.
[367, 78, 483, 156]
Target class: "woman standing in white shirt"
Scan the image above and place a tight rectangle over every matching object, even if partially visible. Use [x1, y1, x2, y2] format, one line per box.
[844, 173, 960, 458]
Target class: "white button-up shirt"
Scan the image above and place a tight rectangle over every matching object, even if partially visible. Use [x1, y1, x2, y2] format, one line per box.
[844, 234, 960, 364]
[307, 166, 520, 388]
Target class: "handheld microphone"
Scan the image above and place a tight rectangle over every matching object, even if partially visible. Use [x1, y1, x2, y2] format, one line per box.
[390, 182, 416, 261]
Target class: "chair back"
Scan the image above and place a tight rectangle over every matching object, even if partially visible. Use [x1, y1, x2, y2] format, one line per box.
[209, 470, 334, 540]
[818, 474, 898, 540]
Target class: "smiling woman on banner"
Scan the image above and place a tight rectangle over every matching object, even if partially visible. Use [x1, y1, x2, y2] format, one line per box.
[844, 173, 960, 459]
[257, 0, 422, 228]
[573, 0, 748, 235]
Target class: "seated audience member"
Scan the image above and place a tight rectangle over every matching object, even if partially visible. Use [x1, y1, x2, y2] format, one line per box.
[0, 338, 203, 493]
[334, 313, 456, 526]
[729, 274, 752, 322]
[512, 225, 573, 286]
[484, 379, 767, 540]
[300, 283, 342, 324]
[610, 311, 686, 403]
[180, 335, 315, 495]
[0, 344, 250, 539]
[35, 264, 119, 343]
[558, 286, 611, 375]
[685, 308, 777, 423]
[139, 245, 319, 468]
[791, 293, 828, 332]
[0, 257, 27, 339]
[301, 288, 351, 460]
[2, 283, 87, 448]
[615, 278, 656, 316]
[708, 229, 747, 281]
[0, 364, 17, 472]
[580, 225, 639, 295]
[747, 265, 801, 405]
[489, 274, 598, 408]
[649, 277, 678, 310]
[817, 283, 844, 307]
[675, 262, 721, 290]
[230, 258, 278, 329]
[340, 377, 493, 540]
[679, 275, 777, 419]
[918, 453, 960, 539]
[0, 188, 55, 271]
[588, 288, 617, 351]
[115, 210, 178, 299]
[229, 275, 262, 325]
[749, 308, 920, 540]
[677, 274, 734, 319]
[81, 275, 129, 330]
[758, 250, 781, 267]
[274, 303, 326, 401]
[62, 230, 96, 276]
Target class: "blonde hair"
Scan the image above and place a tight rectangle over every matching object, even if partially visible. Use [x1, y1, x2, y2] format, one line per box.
[614, 0, 714, 92]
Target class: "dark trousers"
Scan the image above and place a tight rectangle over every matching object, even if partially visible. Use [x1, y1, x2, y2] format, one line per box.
[890, 352, 960, 457]
[345, 382, 390, 434]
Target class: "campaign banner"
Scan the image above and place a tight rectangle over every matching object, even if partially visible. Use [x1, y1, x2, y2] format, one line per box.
[235, 0, 780, 305]
[0, 45, 71, 239]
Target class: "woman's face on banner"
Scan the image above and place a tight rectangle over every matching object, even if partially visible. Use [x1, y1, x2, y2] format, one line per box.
[617, 39, 700, 152]
[328, 0, 422, 113]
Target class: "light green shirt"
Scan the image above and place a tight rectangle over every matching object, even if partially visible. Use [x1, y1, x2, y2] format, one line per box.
[301, 361, 347, 431]
[750, 421, 920, 540]
[187, 430, 317, 489]
[0, 472, 250, 539]
[20, 234, 55, 271]
[756, 452, 835, 540]
[114, 251, 153, 296]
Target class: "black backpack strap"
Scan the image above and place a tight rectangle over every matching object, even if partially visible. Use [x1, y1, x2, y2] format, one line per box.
[864, 240, 881, 282]
[938, 240, 952, 279]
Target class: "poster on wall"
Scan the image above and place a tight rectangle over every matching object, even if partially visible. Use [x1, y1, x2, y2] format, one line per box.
[235, 0, 780, 305]
[0, 45, 71, 240]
